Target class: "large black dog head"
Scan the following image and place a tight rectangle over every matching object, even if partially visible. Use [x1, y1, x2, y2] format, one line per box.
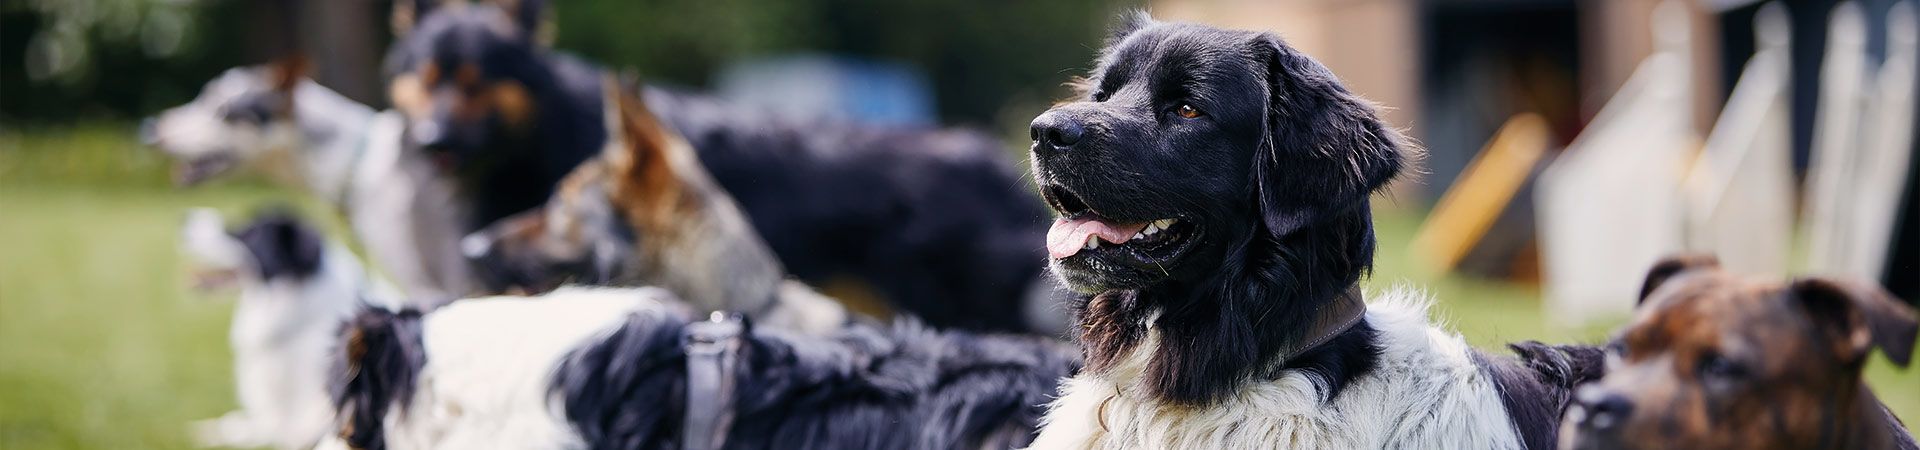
[1031, 12, 1406, 294]
[1030, 13, 1409, 406]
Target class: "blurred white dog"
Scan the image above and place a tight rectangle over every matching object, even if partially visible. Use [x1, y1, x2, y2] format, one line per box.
[180, 208, 392, 449]
[148, 58, 473, 302]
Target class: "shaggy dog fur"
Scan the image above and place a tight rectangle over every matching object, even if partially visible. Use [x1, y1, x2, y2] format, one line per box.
[387, 0, 1061, 332]
[331, 288, 1082, 450]
[1562, 255, 1917, 450]
[1023, 13, 1599, 449]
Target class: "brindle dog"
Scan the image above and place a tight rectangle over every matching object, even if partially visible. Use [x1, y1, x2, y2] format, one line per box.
[1563, 255, 1918, 450]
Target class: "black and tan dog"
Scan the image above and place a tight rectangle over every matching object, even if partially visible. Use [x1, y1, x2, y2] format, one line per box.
[1562, 255, 1918, 450]
[393, 1, 1067, 332]
[388, 0, 1063, 333]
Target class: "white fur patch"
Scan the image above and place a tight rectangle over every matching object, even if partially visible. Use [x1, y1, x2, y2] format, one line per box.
[1027, 288, 1522, 450]
[382, 287, 679, 450]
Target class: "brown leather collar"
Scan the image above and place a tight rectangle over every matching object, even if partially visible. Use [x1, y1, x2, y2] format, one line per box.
[1274, 286, 1368, 363]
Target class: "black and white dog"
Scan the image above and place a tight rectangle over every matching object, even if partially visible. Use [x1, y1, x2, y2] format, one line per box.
[147, 59, 474, 301]
[1023, 14, 1599, 449]
[334, 290, 1080, 450]
[179, 208, 384, 450]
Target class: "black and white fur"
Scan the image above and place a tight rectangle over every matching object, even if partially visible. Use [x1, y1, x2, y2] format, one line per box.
[180, 208, 388, 450]
[1023, 13, 1599, 449]
[147, 63, 474, 302]
[332, 288, 1081, 450]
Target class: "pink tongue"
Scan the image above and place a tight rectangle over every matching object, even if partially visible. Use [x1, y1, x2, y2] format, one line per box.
[1047, 216, 1150, 259]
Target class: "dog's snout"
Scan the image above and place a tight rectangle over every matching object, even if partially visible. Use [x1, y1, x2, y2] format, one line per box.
[1030, 111, 1084, 153]
[412, 120, 449, 149]
[1574, 386, 1635, 430]
[461, 232, 497, 262]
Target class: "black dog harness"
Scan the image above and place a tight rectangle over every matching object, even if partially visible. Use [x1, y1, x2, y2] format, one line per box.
[682, 311, 745, 450]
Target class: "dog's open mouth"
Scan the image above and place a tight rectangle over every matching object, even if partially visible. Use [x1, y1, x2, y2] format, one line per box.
[1041, 184, 1196, 261]
[173, 155, 235, 186]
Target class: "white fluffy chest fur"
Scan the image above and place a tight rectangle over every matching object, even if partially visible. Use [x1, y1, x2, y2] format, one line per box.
[1027, 290, 1522, 450]
[384, 288, 676, 450]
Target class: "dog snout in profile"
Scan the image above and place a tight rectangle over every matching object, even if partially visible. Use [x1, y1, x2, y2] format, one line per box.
[1029, 110, 1085, 154]
[1571, 385, 1634, 432]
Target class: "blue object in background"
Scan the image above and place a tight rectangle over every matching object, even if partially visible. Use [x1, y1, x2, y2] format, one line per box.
[716, 54, 935, 127]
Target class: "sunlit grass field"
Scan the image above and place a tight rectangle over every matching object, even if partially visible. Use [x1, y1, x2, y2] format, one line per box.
[1, 125, 1913, 449]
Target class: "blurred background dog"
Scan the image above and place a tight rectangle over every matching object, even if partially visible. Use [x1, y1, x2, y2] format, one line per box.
[177, 208, 384, 450]
[1563, 255, 1917, 450]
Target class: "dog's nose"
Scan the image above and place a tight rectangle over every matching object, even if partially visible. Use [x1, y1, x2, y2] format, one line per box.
[1574, 386, 1634, 430]
[1030, 111, 1084, 152]
[412, 120, 448, 149]
[461, 232, 496, 262]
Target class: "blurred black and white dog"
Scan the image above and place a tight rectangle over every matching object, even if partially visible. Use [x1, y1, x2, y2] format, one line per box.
[147, 59, 474, 302]
[334, 290, 1079, 450]
[180, 208, 385, 450]
[1024, 14, 1599, 449]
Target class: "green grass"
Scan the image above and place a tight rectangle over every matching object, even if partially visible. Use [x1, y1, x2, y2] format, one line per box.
[0, 125, 1913, 449]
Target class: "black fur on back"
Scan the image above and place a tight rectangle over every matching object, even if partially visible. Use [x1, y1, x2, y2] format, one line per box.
[552, 309, 693, 450]
[332, 307, 428, 450]
[551, 315, 1082, 450]
[646, 86, 1055, 333]
[1472, 341, 1607, 450]
[231, 209, 325, 281]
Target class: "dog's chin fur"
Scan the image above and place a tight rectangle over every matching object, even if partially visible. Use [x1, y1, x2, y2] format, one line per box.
[1064, 204, 1382, 406]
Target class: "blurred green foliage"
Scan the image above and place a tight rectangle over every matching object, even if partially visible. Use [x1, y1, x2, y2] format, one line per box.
[4, 0, 1132, 128]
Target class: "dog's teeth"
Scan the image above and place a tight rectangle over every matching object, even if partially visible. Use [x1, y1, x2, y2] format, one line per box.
[1132, 231, 1146, 240]
[1085, 236, 1100, 250]
[1143, 224, 1161, 235]
[1153, 219, 1177, 229]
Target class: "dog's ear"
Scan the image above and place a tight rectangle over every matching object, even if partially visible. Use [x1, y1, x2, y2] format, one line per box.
[391, 0, 442, 37]
[502, 0, 547, 36]
[1789, 277, 1918, 367]
[1638, 254, 1720, 305]
[600, 77, 697, 235]
[234, 211, 325, 281]
[268, 54, 309, 96]
[1250, 33, 1406, 237]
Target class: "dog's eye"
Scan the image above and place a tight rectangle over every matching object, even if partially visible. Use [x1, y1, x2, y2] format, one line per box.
[1697, 352, 1748, 380]
[1175, 104, 1204, 119]
[1092, 90, 1110, 102]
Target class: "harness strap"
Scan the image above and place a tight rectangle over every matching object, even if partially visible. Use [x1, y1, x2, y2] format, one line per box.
[682, 311, 745, 450]
[1275, 286, 1368, 363]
